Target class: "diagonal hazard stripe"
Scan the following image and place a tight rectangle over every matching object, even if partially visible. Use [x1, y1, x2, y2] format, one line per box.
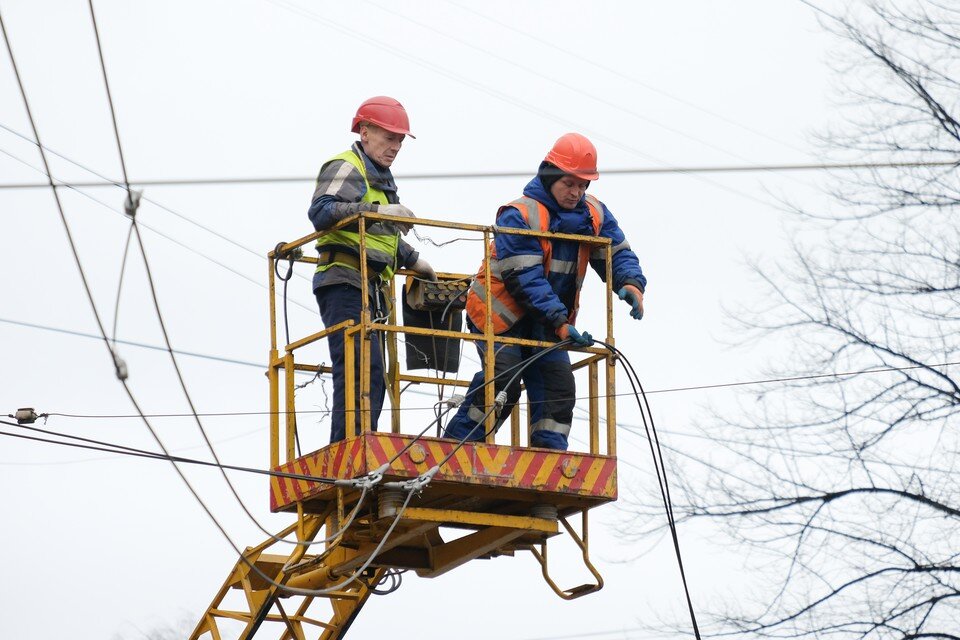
[591, 459, 616, 496]
[533, 453, 559, 487]
[520, 451, 546, 486]
[544, 456, 567, 490]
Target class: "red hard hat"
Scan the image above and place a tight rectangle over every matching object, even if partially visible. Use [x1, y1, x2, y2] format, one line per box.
[351, 96, 415, 138]
[544, 133, 599, 180]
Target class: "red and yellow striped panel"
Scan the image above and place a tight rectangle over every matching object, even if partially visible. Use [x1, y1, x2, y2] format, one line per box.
[270, 433, 617, 512]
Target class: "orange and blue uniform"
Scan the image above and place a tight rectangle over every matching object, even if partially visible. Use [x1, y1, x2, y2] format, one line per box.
[445, 170, 645, 450]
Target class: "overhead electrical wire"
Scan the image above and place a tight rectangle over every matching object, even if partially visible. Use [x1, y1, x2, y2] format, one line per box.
[0, 418, 337, 484]
[84, 0, 328, 551]
[0, 144, 319, 314]
[4, 5, 381, 599]
[3, 158, 957, 190]
[445, 0, 813, 159]
[10, 310, 953, 415]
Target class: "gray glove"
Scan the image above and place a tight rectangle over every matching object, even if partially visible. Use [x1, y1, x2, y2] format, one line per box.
[411, 256, 437, 281]
[379, 203, 415, 235]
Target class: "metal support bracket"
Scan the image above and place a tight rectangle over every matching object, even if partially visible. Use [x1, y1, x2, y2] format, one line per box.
[527, 509, 604, 600]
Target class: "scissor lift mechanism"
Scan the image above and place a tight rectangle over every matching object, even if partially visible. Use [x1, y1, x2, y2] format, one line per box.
[192, 211, 621, 640]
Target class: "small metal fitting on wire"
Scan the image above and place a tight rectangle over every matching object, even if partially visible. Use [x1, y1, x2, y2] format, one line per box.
[443, 394, 465, 408]
[494, 390, 508, 416]
[385, 466, 438, 494]
[14, 408, 38, 425]
[123, 189, 142, 218]
[112, 350, 129, 381]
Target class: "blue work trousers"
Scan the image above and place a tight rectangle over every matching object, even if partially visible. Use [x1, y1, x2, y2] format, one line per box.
[444, 318, 575, 450]
[315, 284, 385, 443]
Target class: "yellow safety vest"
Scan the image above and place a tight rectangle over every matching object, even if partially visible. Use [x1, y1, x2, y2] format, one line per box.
[315, 150, 401, 281]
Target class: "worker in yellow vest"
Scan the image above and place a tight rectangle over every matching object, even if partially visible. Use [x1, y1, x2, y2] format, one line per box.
[308, 96, 435, 443]
[445, 133, 646, 450]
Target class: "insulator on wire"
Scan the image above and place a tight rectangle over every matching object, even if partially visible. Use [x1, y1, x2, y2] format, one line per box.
[14, 408, 38, 424]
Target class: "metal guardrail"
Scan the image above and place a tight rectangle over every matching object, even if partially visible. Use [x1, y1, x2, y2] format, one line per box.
[266, 211, 618, 468]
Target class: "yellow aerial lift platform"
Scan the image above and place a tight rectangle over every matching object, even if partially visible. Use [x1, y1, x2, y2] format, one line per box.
[191, 210, 622, 640]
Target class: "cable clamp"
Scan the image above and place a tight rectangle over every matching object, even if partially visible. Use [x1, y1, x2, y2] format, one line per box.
[123, 189, 142, 218]
[494, 390, 508, 416]
[335, 463, 391, 489]
[385, 466, 437, 494]
[443, 394, 465, 408]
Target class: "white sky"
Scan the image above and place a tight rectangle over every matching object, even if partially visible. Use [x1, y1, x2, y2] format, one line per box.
[1, 1, 843, 638]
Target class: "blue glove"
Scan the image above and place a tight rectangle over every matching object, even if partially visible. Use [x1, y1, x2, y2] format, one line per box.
[618, 285, 644, 320]
[557, 323, 594, 347]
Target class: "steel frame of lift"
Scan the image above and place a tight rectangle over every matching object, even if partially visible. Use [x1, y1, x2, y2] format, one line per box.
[191, 211, 622, 640]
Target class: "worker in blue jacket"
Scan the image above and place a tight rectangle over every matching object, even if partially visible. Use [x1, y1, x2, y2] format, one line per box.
[445, 133, 646, 450]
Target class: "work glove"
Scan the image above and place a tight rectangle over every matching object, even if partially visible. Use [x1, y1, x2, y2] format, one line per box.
[556, 323, 594, 347]
[411, 256, 437, 281]
[379, 203, 415, 235]
[618, 285, 644, 320]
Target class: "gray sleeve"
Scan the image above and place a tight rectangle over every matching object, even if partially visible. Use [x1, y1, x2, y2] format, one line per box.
[398, 238, 419, 268]
[309, 160, 379, 224]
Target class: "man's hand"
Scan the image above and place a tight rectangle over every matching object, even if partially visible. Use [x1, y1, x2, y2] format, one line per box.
[617, 285, 644, 320]
[411, 257, 437, 281]
[380, 203, 415, 235]
[556, 323, 594, 347]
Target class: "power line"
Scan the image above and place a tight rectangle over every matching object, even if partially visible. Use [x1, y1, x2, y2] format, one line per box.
[2, 159, 957, 191]
[0, 143, 318, 314]
[0, 418, 336, 483]
[6, 307, 951, 416]
[0, 316, 266, 368]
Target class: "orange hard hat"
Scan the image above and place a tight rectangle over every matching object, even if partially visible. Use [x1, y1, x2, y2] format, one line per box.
[351, 96, 415, 138]
[544, 133, 599, 180]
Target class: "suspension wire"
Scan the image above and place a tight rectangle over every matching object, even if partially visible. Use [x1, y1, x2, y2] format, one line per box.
[84, 2, 323, 550]
[2, 6, 389, 594]
[110, 223, 135, 348]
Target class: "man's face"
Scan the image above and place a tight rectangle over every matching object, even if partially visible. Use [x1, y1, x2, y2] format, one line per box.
[360, 124, 404, 167]
[550, 175, 590, 209]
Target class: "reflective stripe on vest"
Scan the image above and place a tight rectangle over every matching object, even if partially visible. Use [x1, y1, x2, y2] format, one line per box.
[465, 196, 603, 333]
[315, 150, 400, 280]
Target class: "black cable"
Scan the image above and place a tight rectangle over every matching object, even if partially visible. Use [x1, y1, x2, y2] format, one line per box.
[0, 418, 338, 484]
[435, 339, 575, 468]
[598, 341, 701, 640]
[274, 241, 296, 347]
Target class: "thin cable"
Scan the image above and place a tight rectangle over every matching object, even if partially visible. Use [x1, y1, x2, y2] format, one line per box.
[0, 144, 318, 313]
[0, 122, 315, 287]
[110, 222, 135, 348]
[85, 2, 315, 548]
[28, 355, 960, 419]
[2, 419, 339, 483]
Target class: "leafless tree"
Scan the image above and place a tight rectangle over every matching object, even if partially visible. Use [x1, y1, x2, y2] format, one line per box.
[624, 2, 960, 638]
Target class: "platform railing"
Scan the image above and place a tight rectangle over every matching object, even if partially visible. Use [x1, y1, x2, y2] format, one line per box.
[267, 211, 618, 470]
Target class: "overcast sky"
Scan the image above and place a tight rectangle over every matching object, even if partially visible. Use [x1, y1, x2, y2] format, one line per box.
[1, 1, 843, 638]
